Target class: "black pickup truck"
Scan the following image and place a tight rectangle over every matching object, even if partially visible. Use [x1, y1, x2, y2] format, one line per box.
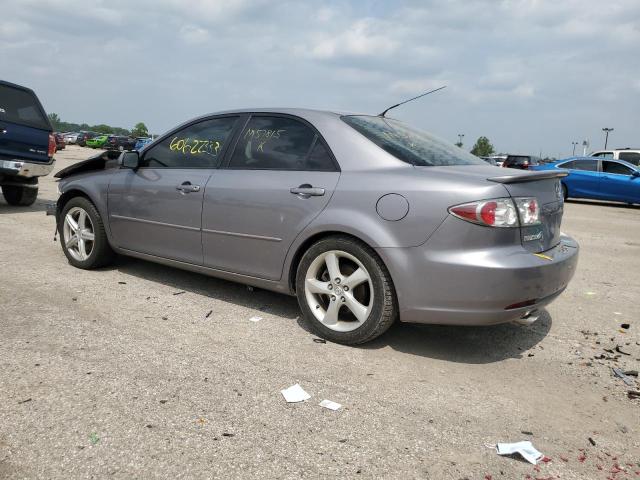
[0, 80, 55, 206]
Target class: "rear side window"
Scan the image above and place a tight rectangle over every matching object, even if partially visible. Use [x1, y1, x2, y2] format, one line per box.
[559, 161, 575, 169]
[0, 84, 50, 130]
[618, 152, 640, 166]
[573, 159, 598, 171]
[142, 116, 238, 168]
[342, 115, 484, 166]
[228, 116, 335, 171]
[603, 161, 633, 175]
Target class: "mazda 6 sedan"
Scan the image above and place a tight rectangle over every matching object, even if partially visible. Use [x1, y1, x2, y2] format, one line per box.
[53, 108, 579, 344]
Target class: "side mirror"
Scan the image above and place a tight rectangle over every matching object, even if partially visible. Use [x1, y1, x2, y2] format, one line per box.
[120, 151, 140, 169]
[632, 170, 640, 177]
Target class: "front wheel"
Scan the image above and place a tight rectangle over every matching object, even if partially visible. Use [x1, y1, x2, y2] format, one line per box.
[60, 196, 114, 269]
[1, 185, 38, 206]
[296, 236, 398, 345]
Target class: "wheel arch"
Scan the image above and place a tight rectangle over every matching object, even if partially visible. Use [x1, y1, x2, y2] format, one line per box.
[287, 230, 395, 294]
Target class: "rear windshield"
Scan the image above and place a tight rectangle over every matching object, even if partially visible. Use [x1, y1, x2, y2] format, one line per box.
[341, 115, 485, 167]
[0, 84, 50, 130]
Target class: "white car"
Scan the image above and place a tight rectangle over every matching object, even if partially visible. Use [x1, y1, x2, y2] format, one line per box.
[63, 133, 79, 144]
[590, 148, 640, 166]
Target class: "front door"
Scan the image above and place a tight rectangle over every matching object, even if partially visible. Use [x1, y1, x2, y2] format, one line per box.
[202, 114, 340, 280]
[600, 160, 640, 203]
[107, 115, 240, 264]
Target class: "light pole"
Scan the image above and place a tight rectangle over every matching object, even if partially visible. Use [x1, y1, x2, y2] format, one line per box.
[571, 141, 578, 156]
[457, 133, 464, 147]
[602, 128, 613, 149]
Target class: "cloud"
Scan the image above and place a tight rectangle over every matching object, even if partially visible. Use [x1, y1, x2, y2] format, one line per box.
[0, 0, 638, 157]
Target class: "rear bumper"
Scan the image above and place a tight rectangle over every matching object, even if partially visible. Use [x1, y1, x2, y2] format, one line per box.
[377, 232, 579, 326]
[0, 158, 55, 178]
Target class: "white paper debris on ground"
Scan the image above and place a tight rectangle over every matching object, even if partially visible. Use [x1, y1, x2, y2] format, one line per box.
[585, 291, 596, 296]
[249, 316, 263, 322]
[319, 399, 342, 411]
[281, 384, 311, 403]
[496, 441, 544, 465]
[613, 312, 622, 315]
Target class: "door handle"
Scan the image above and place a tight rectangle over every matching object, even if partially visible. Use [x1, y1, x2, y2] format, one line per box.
[290, 184, 325, 197]
[176, 182, 201, 193]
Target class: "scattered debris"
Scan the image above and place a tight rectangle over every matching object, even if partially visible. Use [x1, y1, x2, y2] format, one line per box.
[612, 368, 635, 386]
[222, 432, 235, 437]
[495, 441, 544, 465]
[146, 424, 153, 429]
[205, 310, 213, 319]
[313, 338, 327, 344]
[628, 390, 640, 400]
[319, 399, 342, 411]
[620, 323, 630, 329]
[17, 398, 32, 404]
[585, 291, 596, 296]
[118, 281, 127, 285]
[588, 437, 596, 446]
[281, 384, 311, 403]
[72, 297, 77, 301]
[623, 370, 638, 377]
[615, 345, 631, 355]
[159, 399, 167, 404]
[172, 291, 186, 296]
[249, 316, 262, 322]
[197, 418, 206, 425]
[613, 312, 622, 315]
[89, 433, 100, 445]
[161, 316, 168, 320]
[520, 430, 533, 436]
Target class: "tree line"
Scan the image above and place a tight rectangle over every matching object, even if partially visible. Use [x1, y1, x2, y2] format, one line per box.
[47, 113, 149, 138]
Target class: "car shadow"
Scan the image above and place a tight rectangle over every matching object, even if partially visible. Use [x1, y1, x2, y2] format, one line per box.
[0, 197, 55, 214]
[358, 310, 552, 364]
[110, 256, 301, 320]
[566, 199, 639, 209]
[111, 256, 551, 364]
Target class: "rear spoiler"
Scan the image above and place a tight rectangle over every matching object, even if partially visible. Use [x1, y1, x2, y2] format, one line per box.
[487, 170, 568, 184]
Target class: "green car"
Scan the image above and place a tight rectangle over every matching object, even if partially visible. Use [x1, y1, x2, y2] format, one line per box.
[86, 135, 108, 148]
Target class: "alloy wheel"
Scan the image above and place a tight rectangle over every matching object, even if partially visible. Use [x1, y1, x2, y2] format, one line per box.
[304, 250, 373, 332]
[63, 206, 95, 261]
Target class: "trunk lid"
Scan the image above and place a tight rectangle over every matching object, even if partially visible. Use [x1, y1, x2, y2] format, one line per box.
[0, 81, 52, 164]
[490, 172, 566, 253]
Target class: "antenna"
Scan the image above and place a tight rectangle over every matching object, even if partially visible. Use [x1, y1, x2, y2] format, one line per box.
[378, 85, 447, 117]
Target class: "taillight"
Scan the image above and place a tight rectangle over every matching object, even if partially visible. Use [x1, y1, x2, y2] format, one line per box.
[449, 197, 540, 227]
[48, 133, 56, 157]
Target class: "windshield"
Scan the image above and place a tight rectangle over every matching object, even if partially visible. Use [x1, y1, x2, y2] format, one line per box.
[341, 115, 485, 167]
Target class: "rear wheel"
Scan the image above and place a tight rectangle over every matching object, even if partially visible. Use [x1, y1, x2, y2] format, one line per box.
[60, 197, 114, 269]
[296, 236, 397, 345]
[1, 185, 38, 206]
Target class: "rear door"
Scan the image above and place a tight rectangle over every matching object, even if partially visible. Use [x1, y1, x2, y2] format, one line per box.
[600, 160, 640, 202]
[202, 114, 340, 280]
[0, 81, 51, 163]
[108, 115, 240, 264]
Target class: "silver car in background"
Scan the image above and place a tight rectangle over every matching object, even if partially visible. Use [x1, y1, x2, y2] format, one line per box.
[53, 109, 578, 344]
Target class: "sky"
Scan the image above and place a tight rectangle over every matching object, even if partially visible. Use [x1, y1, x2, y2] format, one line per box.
[1, 0, 639, 158]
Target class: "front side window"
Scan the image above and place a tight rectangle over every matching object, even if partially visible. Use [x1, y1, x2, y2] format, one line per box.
[341, 115, 485, 167]
[572, 159, 598, 171]
[141, 116, 238, 168]
[228, 116, 335, 171]
[559, 160, 575, 169]
[618, 152, 640, 166]
[603, 161, 633, 175]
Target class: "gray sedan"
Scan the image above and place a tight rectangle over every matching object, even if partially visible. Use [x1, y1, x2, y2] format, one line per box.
[54, 109, 579, 344]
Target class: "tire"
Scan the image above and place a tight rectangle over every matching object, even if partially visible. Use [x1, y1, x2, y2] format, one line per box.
[561, 183, 568, 200]
[59, 196, 114, 269]
[1, 185, 38, 206]
[295, 235, 398, 345]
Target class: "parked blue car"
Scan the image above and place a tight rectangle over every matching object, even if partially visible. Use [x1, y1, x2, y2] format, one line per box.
[533, 156, 640, 205]
[134, 137, 153, 151]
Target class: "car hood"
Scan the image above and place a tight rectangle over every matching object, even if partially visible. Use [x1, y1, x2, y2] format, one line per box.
[54, 150, 121, 179]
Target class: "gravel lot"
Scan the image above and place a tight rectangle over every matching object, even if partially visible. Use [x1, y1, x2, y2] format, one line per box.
[1, 146, 639, 479]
